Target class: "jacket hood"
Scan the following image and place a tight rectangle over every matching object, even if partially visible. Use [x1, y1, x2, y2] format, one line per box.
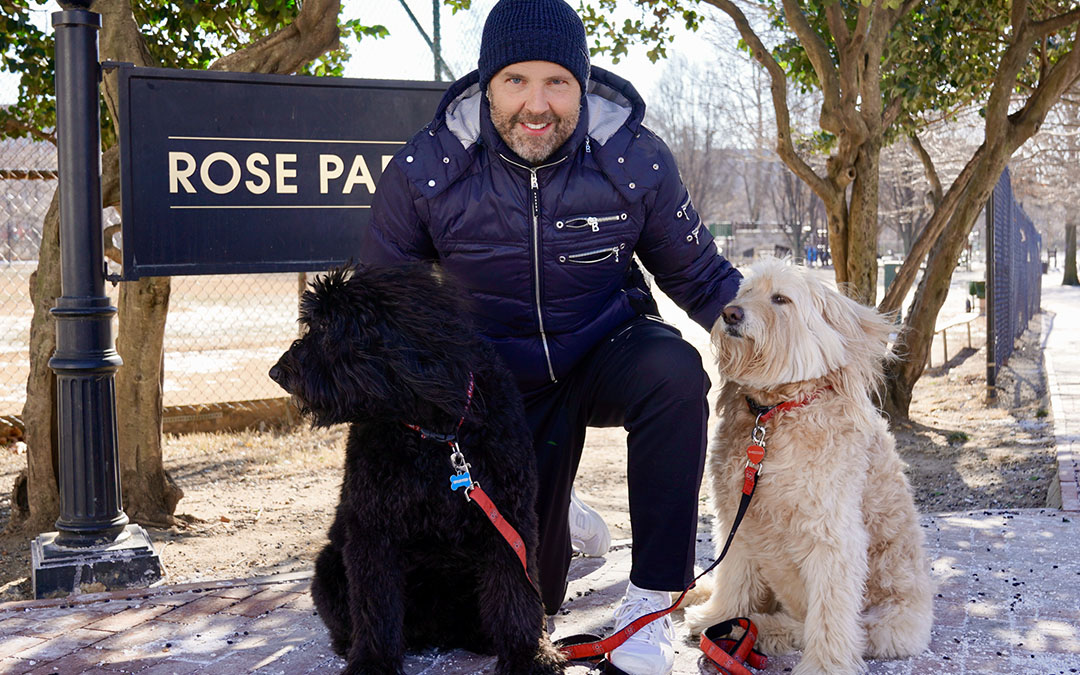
[429, 65, 646, 153]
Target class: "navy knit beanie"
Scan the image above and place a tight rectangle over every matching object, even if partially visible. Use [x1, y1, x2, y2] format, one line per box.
[478, 0, 590, 91]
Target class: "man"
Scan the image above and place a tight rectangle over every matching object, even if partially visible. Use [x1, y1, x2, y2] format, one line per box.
[362, 0, 741, 672]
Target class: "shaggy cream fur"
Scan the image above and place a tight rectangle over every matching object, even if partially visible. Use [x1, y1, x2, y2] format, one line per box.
[684, 259, 933, 675]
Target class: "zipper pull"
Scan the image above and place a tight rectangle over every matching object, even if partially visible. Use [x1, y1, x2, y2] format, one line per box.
[613, 246, 621, 263]
[587, 217, 599, 232]
[530, 170, 538, 190]
[585, 137, 591, 154]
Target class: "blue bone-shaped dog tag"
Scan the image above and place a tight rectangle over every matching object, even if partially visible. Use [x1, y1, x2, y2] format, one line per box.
[450, 471, 472, 491]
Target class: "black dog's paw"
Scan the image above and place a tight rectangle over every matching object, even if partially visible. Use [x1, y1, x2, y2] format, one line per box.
[330, 636, 349, 658]
[496, 642, 567, 675]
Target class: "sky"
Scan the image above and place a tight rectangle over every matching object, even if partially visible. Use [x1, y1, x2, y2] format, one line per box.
[0, 1, 719, 107]
[342, 0, 718, 102]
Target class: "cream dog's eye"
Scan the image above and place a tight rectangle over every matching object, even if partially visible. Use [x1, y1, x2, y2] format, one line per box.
[772, 293, 789, 305]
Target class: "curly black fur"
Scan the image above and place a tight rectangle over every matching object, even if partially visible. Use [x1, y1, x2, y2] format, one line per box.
[270, 264, 564, 675]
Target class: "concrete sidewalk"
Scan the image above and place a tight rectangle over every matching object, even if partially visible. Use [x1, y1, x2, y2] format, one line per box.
[1, 278, 1079, 674]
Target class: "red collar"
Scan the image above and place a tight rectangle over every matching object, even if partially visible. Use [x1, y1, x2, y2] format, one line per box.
[403, 371, 476, 443]
[745, 386, 832, 424]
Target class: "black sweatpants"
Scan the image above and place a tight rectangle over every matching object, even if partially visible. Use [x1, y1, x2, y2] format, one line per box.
[522, 316, 711, 615]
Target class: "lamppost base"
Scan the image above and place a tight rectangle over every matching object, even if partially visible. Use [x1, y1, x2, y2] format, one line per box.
[31, 524, 163, 599]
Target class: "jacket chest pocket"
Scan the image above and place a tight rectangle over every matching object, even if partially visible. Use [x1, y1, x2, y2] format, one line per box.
[558, 242, 627, 265]
[555, 211, 628, 234]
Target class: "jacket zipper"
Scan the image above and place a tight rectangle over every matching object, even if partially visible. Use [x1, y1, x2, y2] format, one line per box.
[676, 192, 693, 221]
[499, 152, 568, 383]
[560, 243, 625, 264]
[686, 221, 703, 245]
[676, 191, 702, 244]
[556, 213, 627, 232]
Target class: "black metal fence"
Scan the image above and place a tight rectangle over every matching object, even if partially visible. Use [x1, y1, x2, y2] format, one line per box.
[986, 166, 1042, 387]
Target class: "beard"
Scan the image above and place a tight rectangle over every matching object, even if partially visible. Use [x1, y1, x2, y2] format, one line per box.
[489, 96, 580, 165]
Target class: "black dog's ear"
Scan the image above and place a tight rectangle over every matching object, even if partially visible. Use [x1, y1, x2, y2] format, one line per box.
[301, 266, 379, 351]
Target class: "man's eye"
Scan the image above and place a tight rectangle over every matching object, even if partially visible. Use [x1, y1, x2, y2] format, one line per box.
[771, 294, 789, 305]
[508, 77, 523, 85]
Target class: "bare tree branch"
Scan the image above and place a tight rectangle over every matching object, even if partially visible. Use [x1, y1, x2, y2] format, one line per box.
[779, 0, 844, 135]
[879, 142, 985, 314]
[1009, 28, 1080, 147]
[705, 0, 838, 208]
[1032, 7, 1080, 38]
[984, 1, 1036, 140]
[908, 132, 942, 208]
[882, 94, 903, 130]
[1, 118, 56, 145]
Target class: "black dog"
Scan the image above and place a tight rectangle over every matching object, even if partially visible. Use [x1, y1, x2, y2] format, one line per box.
[269, 264, 564, 675]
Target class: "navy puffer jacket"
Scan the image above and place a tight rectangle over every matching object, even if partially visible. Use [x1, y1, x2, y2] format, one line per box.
[362, 66, 741, 392]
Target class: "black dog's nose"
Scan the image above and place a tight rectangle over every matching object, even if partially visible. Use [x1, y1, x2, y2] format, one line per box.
[268, 364, 283, 384]
[722, 305, 744, 326]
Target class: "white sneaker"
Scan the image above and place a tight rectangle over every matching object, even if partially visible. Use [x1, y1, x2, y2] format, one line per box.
[609, 581, 675, 675]
[568, 488, 611, 557]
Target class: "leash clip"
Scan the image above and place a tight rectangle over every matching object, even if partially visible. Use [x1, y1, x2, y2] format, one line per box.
[747, 418, 767, 476]
[751, 416, 768, 445]
[448, 442, 475, 499]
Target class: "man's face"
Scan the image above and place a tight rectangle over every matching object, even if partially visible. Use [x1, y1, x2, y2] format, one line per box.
[487, 61, 582, 165]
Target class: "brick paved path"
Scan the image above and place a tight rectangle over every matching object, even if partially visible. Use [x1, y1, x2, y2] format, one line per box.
[2, 509, 1078, 674]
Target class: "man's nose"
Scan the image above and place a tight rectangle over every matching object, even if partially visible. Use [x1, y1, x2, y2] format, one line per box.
[522, 85, 550, 114]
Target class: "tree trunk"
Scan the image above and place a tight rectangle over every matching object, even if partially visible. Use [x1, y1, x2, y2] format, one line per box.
[114, 277, 181, 526]
[844, 143, 882, 304]
[92, 0, 180, 526]
[7, 193, 61, 534]
[882, 156, 1005, 419]
[1065, 223, 1079, 286]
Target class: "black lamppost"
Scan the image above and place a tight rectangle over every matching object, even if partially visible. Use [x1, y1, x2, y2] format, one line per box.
[30, 6, 162, 598]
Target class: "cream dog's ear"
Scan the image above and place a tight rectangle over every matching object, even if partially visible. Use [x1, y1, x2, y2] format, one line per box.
[818, 284, 893, 391]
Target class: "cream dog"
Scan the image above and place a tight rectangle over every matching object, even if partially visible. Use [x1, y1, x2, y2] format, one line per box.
[684, 258, 932, 675]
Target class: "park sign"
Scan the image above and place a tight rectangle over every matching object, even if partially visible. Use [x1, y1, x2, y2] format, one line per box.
[117, 65, 447, 279]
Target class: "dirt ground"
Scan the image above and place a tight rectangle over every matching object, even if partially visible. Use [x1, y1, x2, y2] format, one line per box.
[0, 316, 1058, 603]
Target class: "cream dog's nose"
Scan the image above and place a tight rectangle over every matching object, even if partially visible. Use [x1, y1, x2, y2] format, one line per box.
[722, 305, 744, 326]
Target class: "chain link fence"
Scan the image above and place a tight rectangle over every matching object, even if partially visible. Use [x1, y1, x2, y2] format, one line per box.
[0, 135, 52, 428]
[987, 166, 1042, 382]
[1, 3, 492, 432]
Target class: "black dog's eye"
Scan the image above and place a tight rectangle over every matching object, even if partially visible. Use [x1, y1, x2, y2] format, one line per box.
[771, 293, 789, 305]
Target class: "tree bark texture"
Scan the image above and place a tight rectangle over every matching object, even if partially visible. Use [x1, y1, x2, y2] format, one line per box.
[1064, 224, 1079, 286]
[846, 143, 883, 305]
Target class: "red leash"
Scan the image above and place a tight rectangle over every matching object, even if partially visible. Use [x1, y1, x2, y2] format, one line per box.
[407, 373, 826, 674]
[557, 387, 830, 673]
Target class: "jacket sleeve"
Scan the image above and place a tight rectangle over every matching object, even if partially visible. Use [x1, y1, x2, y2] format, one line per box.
[635, 138, 742, 331]
[358, 157, 437, 265]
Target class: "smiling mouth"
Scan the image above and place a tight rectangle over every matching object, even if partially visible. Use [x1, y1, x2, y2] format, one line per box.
[520, 121, 551, 134]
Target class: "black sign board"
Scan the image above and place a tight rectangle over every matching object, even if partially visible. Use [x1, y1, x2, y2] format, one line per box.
[117, 66, 447, 279]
